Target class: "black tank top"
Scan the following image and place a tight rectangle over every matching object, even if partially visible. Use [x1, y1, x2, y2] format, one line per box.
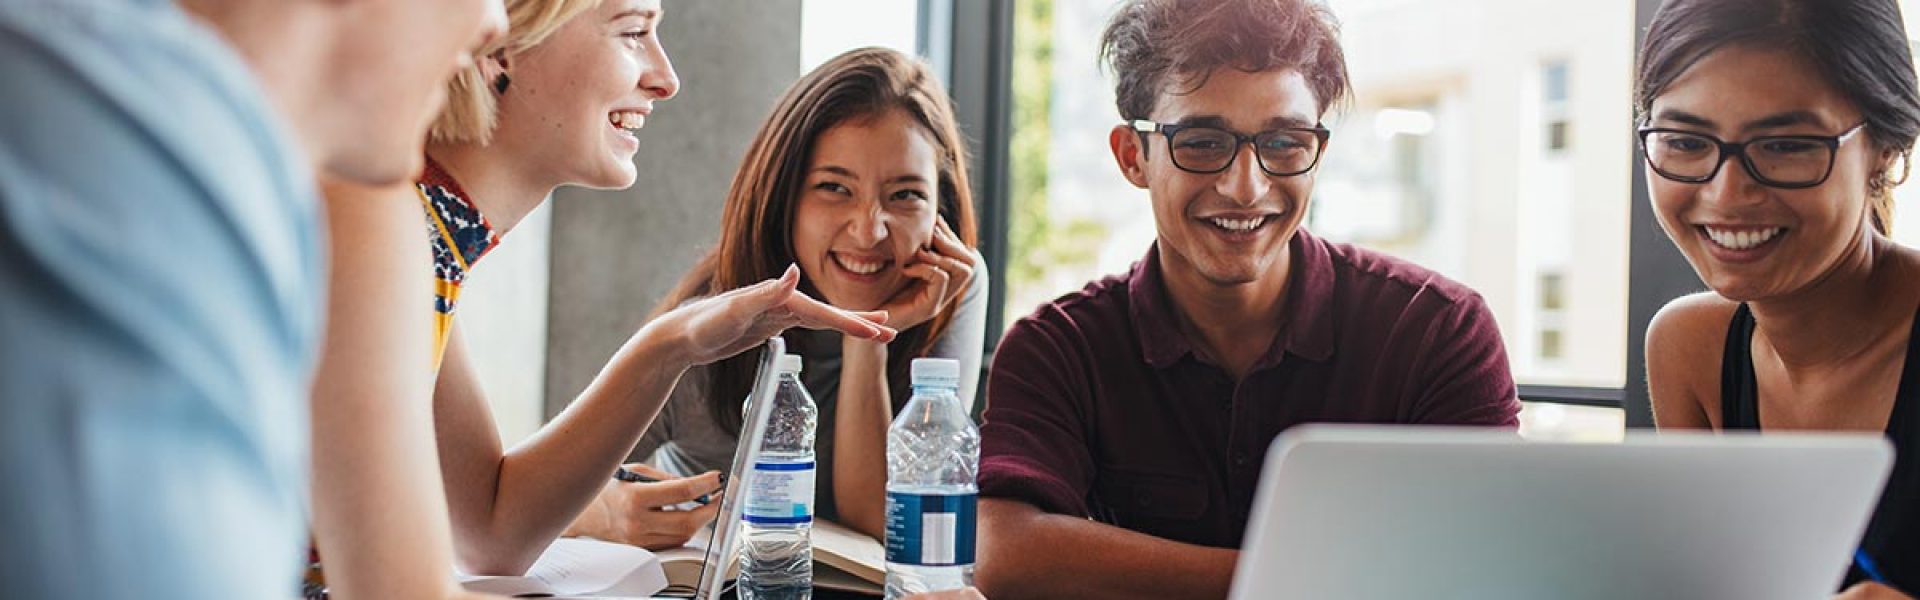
[1722, 303, 1920, 591]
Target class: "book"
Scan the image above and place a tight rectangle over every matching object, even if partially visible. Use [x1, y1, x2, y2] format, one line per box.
[650, 518, 887, 596]
[812, 519, 885, 592]
[458, 537, 668, 598]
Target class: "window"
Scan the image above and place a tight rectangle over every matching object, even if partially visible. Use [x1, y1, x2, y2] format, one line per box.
[1005, 0, 1147, 318]
[1537, 272, 1567, 361]
[800, 0, 919, 73]
[1540, 272, 1566, 311]
[1543, 61, 1572, 152]
[1317, 2, 1630, 392]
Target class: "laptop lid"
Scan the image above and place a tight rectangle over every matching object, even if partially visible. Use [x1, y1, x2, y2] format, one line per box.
[1230, 425, 1893, 600]
[693, 336, 785, 600]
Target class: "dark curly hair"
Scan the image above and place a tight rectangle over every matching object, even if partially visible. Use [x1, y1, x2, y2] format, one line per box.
[1100, 0, 1352, 120]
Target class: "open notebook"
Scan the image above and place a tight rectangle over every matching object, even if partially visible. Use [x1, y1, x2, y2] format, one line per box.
[458, 521, 884, 598]
[459, 537, 669, 598]
[655, 518, 885, 596]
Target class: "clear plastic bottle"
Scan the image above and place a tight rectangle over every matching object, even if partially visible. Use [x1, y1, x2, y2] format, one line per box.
[740, 353, 817, 599]
[884, 358, 979, 598]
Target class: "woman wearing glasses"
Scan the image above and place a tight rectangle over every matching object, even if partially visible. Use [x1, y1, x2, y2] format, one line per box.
[1638, 0, 1919, 597]
[564, 46, 986, 543]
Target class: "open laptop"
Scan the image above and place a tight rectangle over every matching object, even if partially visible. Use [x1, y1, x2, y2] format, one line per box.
[1229, 425, 1894, 600]
[688, 336, 785, 600]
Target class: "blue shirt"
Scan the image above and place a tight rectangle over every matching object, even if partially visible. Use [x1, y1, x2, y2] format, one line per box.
[0, 0, 323, 597]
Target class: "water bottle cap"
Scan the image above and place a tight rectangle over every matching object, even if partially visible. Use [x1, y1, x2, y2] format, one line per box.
[910, 358, 961, 388]
[777, 353, 802, 374]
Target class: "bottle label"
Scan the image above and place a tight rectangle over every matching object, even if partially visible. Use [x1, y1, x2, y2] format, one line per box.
[884, 491, 976, 566]
[743, 461, 815, 525]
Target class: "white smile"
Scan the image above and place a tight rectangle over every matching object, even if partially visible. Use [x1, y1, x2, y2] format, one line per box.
[1206, 216, 1270, 232]
[609, 110, 647, 131]
[831, 253, 889, 275]
[1702, 226, 1785, 251]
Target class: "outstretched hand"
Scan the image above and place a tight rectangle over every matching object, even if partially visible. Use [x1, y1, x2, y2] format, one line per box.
[664, 264, 895, 367]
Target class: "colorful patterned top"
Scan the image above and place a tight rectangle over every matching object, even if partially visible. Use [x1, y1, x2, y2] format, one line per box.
[418, 157, 500, 369]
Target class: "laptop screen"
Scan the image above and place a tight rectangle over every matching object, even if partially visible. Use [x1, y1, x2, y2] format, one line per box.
[693, 336, 785, 600]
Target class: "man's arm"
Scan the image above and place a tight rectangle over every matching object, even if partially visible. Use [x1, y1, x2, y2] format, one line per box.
[974, 313, 1231, 599]
[976, 499, 1237, 600]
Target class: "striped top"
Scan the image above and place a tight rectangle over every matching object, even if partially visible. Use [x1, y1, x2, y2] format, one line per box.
[418, 158, 500, 368]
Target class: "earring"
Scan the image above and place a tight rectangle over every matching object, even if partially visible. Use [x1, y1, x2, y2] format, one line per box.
[493, 73, 512, 95]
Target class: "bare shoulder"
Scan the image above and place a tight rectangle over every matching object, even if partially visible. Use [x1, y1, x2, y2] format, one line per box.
[1648, 292, 1741, 346]
[1645, 292, 1740, 429]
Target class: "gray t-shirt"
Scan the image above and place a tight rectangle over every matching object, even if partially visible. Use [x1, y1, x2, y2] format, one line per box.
[632, 261, 988, 522]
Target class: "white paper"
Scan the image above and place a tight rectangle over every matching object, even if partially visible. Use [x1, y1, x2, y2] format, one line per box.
[459, 537, 668, 598]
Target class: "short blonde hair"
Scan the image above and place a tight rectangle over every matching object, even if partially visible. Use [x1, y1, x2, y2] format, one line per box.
[429, 0, 602, 144]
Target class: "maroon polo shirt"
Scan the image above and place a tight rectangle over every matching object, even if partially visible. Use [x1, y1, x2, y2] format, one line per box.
[978, 228, 1520, 548]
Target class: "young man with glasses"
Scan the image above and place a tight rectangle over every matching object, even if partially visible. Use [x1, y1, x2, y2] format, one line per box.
[973, 0, 1520, 597]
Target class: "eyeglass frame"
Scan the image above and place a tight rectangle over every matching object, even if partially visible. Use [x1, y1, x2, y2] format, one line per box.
[1635, 121, 1869, 190]
[1128, 119, 1332, 177]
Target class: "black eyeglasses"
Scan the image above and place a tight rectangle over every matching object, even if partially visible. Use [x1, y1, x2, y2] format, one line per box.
[1636, 122, 1868, 189]
[1129, 119, 1331, 177]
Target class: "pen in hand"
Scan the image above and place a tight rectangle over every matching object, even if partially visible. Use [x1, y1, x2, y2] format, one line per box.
[614, 466, 721, 505]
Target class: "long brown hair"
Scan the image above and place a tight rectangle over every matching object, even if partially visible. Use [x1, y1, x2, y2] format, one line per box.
[654, 47, 980, 435]
[1634, 0, 1918, 235]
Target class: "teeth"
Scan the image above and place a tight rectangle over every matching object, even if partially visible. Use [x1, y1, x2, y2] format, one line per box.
[609, 111, 646, 130]
[833, 254, 886, 275]
[1703, 226, 1784, 250]
[1208, 217, 1265, 232]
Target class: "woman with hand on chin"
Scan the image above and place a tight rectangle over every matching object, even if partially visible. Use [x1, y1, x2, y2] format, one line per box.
[315, 0, 896, 583]
[564, 47, 987, 543]
[1638, 0, 1920, 597]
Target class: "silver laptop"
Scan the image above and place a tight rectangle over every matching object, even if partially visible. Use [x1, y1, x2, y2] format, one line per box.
[1230, 425, 1894, 600]
[689, 336, 786, 600]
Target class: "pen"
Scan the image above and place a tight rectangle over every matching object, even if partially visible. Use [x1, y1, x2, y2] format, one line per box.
[613, 466, 718, 505]
[1855, 548, 1887, 584]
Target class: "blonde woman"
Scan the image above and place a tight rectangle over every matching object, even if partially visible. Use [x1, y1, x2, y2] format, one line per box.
[311, 0, 894, 595]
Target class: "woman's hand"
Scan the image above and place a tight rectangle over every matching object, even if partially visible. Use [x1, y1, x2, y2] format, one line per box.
[658, 264, 894, 368]
[877, 218, 978, 331]
[1837, 582, 1912, 600]
[566, 464, 723, 550]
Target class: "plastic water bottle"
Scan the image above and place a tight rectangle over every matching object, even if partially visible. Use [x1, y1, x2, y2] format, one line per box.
[740, 353, 817, 599]
[884, 358, 979, 598]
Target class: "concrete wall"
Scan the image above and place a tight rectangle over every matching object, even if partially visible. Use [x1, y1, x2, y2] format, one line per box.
[543, 0, 804, 414]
